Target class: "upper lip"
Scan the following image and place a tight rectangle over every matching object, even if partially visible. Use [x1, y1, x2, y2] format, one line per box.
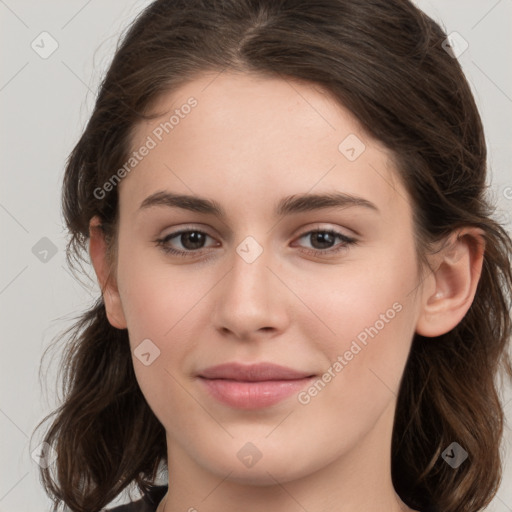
[198, 363, 315, 381]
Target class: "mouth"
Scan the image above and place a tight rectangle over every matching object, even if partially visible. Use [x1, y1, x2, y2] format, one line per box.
[197, 362, 316, 409]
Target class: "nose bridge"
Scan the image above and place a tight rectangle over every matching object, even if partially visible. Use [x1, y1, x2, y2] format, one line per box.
[212, 236, 287, 337]
[226, 238, 272, 308]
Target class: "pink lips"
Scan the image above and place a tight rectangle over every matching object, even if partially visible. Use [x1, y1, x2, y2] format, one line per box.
[197, 362, 315, 409]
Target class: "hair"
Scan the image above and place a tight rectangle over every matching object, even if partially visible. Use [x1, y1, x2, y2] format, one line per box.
[33, 1, 512, 511]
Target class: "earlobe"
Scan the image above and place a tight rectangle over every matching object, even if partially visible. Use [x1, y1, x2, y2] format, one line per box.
[415, 228, 485, 338]
[88, 215, 127, 330]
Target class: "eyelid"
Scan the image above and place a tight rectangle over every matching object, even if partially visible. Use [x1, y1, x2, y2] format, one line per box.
[158, 226, 218, 247]
[159, 224, 215, 239]
[294, 222, 357, 239]
[159, 222, 357, 240]
[155, 223, 358, 257]
[291, 227, 357, 254]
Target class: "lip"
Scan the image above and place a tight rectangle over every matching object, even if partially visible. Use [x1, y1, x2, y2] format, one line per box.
[197, 363, 316, 409]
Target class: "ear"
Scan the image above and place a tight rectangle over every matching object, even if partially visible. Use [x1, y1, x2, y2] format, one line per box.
[415, 227, 485, 337]
[88, 215, 127, 330]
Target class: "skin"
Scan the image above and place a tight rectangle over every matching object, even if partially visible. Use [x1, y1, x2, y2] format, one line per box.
[89, 71, 484, 512]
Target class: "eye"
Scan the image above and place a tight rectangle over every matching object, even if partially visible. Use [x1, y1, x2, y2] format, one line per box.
[155, 229, 218, 256]
[154, 227, 357, 258]
[293, 229, 357, 256]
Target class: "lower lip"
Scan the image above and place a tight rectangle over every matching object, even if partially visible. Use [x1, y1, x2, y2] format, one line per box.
[198, 377, 314, 409]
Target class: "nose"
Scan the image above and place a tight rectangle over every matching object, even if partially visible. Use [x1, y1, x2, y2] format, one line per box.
[211, 242, 290, 341]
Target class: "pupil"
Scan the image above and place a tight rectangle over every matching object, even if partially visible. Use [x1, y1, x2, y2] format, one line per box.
[182, 232, 204, 249]
[312, 232, 334, 249]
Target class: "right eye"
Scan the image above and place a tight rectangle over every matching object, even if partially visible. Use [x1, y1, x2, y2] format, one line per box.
[155, 229, 219, 256]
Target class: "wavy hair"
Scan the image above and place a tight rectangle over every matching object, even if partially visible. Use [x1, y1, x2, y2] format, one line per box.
[33, 1, 512, 511]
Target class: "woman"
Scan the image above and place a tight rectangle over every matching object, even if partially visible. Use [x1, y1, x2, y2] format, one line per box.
[34, 1, 512, 511]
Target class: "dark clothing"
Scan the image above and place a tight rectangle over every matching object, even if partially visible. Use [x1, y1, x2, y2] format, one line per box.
[107, 486, 167, 512]
[106, 485, 440, 511]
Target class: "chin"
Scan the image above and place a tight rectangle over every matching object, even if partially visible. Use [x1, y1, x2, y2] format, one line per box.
[196, 441, 320, 486]
[208, 461, 307, 487]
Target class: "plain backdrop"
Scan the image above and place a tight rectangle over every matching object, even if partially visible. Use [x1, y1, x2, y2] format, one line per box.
[1, 0, 511, 510]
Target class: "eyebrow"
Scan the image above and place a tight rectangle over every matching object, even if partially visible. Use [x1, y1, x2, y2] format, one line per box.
[138, 190, 379, 218]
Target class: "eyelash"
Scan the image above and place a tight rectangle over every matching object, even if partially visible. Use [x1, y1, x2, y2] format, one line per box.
[154, 227, 358, 258]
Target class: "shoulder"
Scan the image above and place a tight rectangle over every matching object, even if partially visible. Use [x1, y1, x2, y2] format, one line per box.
[105, 485, 168, 512]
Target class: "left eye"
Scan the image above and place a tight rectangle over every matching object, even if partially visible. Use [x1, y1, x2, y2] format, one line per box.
[155, 228, 357, 257]
[294, 229, 356, 254]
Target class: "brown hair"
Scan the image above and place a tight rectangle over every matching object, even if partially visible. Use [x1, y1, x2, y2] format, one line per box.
[33, 1, 512, 511]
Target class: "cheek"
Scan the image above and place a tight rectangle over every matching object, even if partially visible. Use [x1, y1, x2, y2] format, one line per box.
[292, 237, 419, 411]
[119, 264, 200, 429]
[115, 243, 219, 408]
[290, 271, 416, 458]
[116, 240, 207, 344]
[295, 242, 417, 352]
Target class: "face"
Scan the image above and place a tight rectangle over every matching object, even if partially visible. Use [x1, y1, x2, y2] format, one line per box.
[108, 71, 425, 485]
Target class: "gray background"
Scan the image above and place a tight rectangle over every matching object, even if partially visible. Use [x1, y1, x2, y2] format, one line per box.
[1, 0, 511, 510]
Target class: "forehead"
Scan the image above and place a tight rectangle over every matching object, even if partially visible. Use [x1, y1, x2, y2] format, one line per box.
[121, 71, 411, 221]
